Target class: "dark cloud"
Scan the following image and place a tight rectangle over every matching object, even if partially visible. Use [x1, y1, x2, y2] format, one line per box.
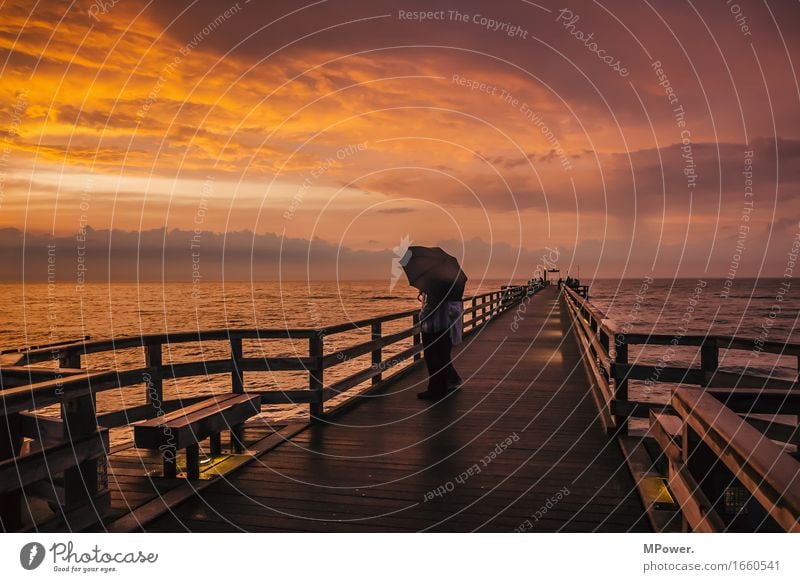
[142, 0, 800, 140]
[375, 207, 417, 214]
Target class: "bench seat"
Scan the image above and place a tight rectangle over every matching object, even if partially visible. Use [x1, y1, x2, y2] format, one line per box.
[133, 393, 260, 478]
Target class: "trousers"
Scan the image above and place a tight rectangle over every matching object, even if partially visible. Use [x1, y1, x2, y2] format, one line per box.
[421, 330, 461, 396]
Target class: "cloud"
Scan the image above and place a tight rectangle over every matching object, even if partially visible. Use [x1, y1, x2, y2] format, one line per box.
[0, 226, 564, 282]
[1, 0, 799, 278]
[375, 207, 416, 214]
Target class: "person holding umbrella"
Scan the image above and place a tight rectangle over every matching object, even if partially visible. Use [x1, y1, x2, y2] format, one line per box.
[399, 247, 466, 400]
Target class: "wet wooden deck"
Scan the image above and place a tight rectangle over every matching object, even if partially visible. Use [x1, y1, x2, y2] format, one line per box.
[134, 286, 648, 532]
[28, 419, 305, 533]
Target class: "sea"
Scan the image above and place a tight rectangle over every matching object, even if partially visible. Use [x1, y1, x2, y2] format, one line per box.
[1, 278, 797, 439]
[589, 278, 798, 432]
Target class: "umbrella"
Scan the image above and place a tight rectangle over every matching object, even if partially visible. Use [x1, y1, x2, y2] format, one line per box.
[399, 246, 468, 302]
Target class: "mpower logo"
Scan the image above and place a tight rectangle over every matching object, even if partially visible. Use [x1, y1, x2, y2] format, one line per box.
[20, 542, 46, 570]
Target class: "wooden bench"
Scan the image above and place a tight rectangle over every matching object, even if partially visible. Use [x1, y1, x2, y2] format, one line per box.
[133, 393, 261, 479]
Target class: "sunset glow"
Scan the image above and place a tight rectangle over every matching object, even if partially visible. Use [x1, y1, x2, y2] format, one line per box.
[1, 0, 798, 279]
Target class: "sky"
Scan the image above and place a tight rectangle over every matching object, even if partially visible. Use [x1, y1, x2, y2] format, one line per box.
[1, 0, 799, 281]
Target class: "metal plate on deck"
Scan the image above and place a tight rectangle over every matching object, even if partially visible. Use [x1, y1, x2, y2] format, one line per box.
[640, 476, 677, 511]
[146, 452, 253, 481]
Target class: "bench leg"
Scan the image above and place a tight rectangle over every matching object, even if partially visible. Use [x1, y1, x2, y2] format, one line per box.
[209, 432, 222, 456]
[185, 444, 200, 479]
[231, 424, 244, 454]
[163, 447, 177, 479]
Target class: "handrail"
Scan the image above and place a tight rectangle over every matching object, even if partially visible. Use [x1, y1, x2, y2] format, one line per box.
[672, 387, 800, 532]
[14, 328, 319, 366]
[561, 284, 800, 355]
[316, 284, 534, 410]
[10, 288, 526, 366]
[1, 284, 535, 419]
[560, 283, 800, 429]
[560, 283, 800, 532]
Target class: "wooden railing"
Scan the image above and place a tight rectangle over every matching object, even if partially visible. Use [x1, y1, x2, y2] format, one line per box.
[657, 388, 800, 532]
[0, 283, 535, 531]
[560, 283, 800, 532]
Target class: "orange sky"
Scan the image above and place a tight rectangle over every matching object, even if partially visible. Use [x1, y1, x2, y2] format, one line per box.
[1, 0, 799, 279]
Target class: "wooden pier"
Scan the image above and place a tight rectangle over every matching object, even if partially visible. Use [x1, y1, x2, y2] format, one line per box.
[1, 282, 798, 533]
[141, 285, 648, 533]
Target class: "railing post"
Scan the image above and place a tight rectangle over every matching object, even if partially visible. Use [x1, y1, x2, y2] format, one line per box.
[680, 420, 719, 532]
[680, 422, 692, 532]
[62, 394, 106, 511]
[599, 330, 610, 355]
[59, 349, 81, 369]
[700, 339, 718, 387]
[371, 322, 382, 385]
[145, 343, 163, 409]
[614, 337, 629, 435]
[0, 413, 23, 530]
[412, 313, 421, 360]
[231, 336, 243, 394]
[309, 333, 324, 421]
[471, 297, 477, 330]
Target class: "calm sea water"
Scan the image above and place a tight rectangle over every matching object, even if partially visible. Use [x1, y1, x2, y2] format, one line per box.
[587, 278, 799, 429]
[1, 278, 797, 436]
